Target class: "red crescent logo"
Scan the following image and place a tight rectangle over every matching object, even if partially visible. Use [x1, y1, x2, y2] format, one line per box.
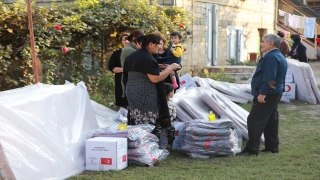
[285, 85, 291, 92]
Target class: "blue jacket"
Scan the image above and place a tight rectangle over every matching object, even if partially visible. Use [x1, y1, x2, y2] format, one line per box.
[251, 49, 288, 97]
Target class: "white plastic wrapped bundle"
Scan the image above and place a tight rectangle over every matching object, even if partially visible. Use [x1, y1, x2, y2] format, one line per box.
[128, 133, 159, 148]
[89, 124, 155, 141]
[199, 88, 250, 140]
[172, 87, 194, 122]
[128, 148, 169, 166]
[179, 96, 213, 119]
[209, 79, 254, 103]
[287, 59, 320, 104]
[128, 142, 159, 157]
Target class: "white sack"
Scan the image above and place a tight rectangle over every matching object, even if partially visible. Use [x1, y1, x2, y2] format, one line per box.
[0, 82, 99, 180]
[287, 59, 319, 104]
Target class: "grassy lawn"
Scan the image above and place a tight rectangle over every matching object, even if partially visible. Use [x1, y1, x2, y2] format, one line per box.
[68, 99, 320, 180]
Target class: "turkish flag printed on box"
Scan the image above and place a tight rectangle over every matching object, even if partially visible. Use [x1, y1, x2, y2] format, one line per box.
[101, 158, 112, 165]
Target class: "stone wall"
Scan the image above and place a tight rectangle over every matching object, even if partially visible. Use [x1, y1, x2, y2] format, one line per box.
[175, 0, 276, 75]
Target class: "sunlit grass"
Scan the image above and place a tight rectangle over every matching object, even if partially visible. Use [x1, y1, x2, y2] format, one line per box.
[68, 100, 320, 180]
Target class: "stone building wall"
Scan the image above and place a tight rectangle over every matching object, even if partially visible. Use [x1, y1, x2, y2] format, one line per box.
[175, 0, 276, 74]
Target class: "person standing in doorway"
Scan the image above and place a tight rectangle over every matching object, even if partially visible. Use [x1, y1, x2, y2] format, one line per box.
[237, 34, 287, 156]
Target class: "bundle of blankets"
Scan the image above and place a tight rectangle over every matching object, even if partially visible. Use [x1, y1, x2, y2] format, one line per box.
[180, 119, 242, 158]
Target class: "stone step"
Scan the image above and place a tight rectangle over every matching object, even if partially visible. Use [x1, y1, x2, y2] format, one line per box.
[206, 66, 256, 74]
[205, 66, 256, 83]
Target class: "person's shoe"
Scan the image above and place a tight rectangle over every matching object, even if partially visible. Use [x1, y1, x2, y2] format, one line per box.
[236, 151, 258, 156]
[259, 149, 279, 153]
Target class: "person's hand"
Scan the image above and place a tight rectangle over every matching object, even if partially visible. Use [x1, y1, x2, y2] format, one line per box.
[162, 64, 169, 69]
[257, 94, 266, 103]
[168, 63, 181, 71]
[136, 42, 142, 49]
[170, 45, 176, 52]
[158, 64, 164, 69]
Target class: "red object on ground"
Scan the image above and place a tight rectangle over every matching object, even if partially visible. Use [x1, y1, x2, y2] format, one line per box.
[316, 38, 320, 47]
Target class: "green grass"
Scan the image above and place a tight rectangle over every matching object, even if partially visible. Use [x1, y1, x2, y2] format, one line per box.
[68, 100, 320, 180]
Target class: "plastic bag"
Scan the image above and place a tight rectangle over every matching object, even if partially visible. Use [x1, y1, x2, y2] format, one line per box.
[113, 107, 128, 124]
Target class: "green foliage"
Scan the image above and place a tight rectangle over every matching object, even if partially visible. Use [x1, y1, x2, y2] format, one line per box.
[226, 58, 257, 66]
[202, 67, 235, 83]
[0, 0, 192, 92]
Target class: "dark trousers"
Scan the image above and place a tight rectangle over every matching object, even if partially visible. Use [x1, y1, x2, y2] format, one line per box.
[244, 94, 282, 154]
[153, 122, 175, 145]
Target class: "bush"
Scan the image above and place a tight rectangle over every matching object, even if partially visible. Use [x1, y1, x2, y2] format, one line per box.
[202, 67, 235, 83]
[0, 0, 192, 94]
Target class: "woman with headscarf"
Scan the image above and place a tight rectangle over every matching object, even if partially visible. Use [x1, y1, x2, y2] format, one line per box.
[123, 33, 181, 136]
[287, 34, 308, 63]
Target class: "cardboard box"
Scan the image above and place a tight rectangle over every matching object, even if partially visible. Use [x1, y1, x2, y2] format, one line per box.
[179, 73, 198, 89]
[285, 68, 293, 83]
[86, 137, 127, 171]
[282, 83, 296, 100]
[158, 121, 185, 151]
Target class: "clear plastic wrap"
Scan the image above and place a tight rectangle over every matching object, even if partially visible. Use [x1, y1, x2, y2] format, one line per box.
[128, 132, 159, 148]
[185, 127, 231, 136]
[181, 119, 243, 158]
[128, 149, 169, 166]
[90, 100, 118, 128]
[88, 124, 155, 141]
[184, 119, 233, 130]
[183, 139, 233, 151]
[186, 153, 210, 159]
[0, 82, 99, 179]
[128, 142, 159, 157]
[181, 142, 234, 157]
[112, 107, 128, 124]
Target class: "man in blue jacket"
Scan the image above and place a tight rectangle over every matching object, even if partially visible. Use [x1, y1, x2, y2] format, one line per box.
[237, 34, 288, 156]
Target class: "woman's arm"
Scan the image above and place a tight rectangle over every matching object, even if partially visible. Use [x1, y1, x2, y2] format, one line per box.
[147, 63, 181, 83]
[112, 67, 123, 73]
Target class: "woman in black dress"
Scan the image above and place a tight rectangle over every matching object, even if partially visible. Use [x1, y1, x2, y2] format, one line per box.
[123, 34, 181, 136]
[108, 34, 129, 109]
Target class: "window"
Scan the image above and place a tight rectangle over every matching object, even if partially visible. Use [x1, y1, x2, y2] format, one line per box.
[150, 0, 174, 6]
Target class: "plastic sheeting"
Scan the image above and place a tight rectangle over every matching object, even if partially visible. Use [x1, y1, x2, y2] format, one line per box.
[0, 82, 99, 180]
[287, 59, 320, 104]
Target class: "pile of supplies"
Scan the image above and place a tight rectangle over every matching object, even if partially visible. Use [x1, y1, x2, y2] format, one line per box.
[181, 119, 242, 158]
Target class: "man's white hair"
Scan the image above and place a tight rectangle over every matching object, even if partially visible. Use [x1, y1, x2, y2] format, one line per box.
[263, 34, 281, 48]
